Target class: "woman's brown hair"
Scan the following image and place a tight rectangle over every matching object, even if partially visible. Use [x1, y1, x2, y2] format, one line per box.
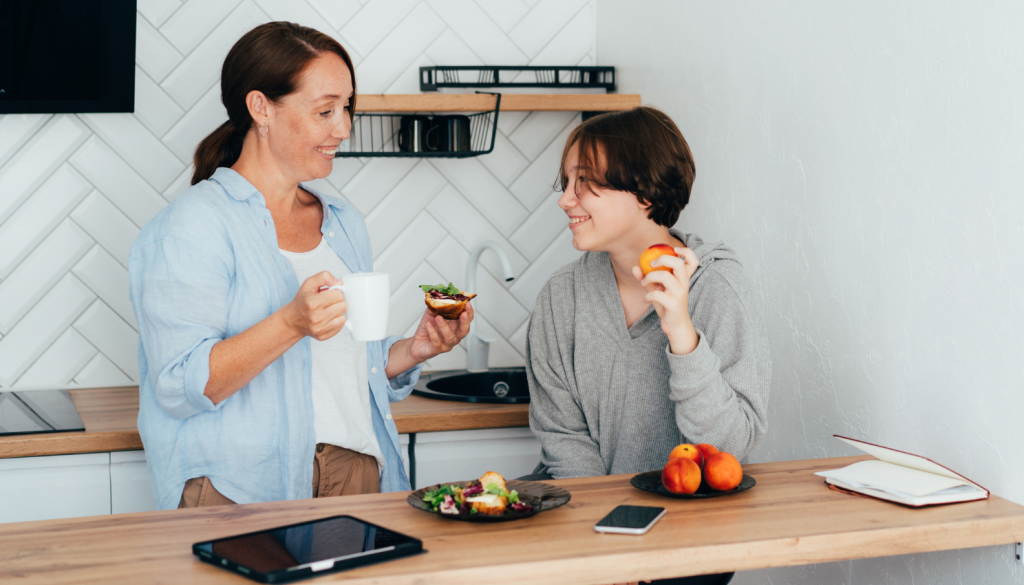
[191, 22, 356, 185]
[557, 106, 696, 227]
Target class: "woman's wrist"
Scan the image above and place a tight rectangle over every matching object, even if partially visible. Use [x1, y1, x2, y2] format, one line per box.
[666, 320, 699, 356]
[274, 302, 306, 344]
[385, 338, 426, 380]
[405, 335, 436, 364]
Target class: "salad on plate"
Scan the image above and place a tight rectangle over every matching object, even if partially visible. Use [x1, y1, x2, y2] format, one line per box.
[422, 471, 535, 517]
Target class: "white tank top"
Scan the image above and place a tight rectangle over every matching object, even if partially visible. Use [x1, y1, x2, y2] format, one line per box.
[279, 236, 384, 473]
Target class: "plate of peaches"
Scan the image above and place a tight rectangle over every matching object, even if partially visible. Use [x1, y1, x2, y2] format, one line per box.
[407, 471, 571, 522]
[631, 443, 756, 499]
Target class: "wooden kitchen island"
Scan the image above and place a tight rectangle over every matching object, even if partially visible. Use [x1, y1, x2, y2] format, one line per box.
[1, 455, 1022, 584]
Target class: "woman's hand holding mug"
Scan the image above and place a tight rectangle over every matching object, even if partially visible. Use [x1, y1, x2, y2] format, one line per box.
[286, 271, 348, 341]
[283, 269, 468, 375]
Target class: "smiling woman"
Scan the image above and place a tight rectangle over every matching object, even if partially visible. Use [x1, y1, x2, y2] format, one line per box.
[128, 22, 473, 511]
[190, 23, 357, 186]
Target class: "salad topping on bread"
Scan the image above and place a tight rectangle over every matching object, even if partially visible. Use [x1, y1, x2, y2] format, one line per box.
[420, 282, 477, 320]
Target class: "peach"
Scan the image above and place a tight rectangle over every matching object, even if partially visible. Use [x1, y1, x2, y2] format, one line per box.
[668, 443, 704, 469]
[703, 452, 743, 491]
[695, 444, 719, 467]
[662, 457, 701, 495]
[639, 244, 677, 276]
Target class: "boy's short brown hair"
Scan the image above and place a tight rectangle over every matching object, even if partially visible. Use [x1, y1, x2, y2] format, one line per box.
[557, 106, 696, 227]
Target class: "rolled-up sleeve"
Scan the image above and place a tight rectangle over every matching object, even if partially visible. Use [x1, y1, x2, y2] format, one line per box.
[130, 237, 232, 419]
[381, 335, 422, 401]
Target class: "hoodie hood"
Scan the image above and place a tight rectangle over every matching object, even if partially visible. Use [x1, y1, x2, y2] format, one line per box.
[669, 230, 742, 286]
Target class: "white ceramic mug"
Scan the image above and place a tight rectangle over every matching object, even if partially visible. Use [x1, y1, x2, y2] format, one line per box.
[325, 272, 389, 341]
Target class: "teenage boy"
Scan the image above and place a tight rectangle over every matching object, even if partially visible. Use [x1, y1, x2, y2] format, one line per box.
[526, 107, 772, 585]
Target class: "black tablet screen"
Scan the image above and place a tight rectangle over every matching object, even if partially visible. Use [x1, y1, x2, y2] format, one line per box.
[195, 515, 418, 575]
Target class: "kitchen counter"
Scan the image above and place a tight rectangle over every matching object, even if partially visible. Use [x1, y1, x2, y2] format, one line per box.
[1, 455, 1022, 584]
[0, 386, 529, 459]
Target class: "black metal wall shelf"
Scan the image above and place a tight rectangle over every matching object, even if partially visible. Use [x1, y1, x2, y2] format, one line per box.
[335, 93, 501, 158]
[420, 66, 615, 92]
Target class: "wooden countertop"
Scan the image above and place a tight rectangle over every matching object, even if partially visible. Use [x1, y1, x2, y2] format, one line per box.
[2, 456, 1022, 584]
[0, 387, 529, 459]
[356, 93, 640, 112]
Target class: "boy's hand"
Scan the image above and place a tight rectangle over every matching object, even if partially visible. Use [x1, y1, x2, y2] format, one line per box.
[632, 247, 700, 355]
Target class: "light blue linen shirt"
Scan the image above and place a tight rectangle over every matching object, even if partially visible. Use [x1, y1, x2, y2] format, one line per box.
[129, 167, 421, 510]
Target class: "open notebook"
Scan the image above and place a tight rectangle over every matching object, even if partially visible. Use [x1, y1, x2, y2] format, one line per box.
[815, 436, 989, 507]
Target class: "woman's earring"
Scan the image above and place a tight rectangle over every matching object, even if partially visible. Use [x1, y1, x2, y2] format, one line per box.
[259, 124, 268, 137]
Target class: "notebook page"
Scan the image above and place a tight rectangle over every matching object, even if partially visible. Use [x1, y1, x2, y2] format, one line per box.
[822, 477, 988, 506]
[836, 436, 980, 487]
[816, 460, 973, 497]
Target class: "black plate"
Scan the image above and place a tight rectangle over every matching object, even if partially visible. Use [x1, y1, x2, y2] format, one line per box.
[630, 470, 756, 499]
[407, 479, 570, 522]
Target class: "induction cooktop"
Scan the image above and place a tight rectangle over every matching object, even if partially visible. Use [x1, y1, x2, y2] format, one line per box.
[0, 390, 85, 436]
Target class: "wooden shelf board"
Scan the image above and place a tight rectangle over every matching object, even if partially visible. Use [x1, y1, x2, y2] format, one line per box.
[356, 93, 640, 112]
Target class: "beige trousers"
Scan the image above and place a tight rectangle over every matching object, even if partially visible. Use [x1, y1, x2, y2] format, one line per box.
[178, 444, 381, 508]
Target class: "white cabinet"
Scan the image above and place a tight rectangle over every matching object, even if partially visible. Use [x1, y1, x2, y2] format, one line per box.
[0, 428, 541, 523]
[110, 450, 158, 514]
[412, 428, 541, 489]
[0, 453, 111, 523]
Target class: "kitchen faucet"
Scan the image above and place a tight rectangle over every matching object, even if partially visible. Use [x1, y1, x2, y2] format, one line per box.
[465, 241, 515, 372]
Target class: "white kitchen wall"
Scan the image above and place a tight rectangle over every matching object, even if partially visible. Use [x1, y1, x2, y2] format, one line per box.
[598, 1, 1024, 583]
[0, 0, 597, 389]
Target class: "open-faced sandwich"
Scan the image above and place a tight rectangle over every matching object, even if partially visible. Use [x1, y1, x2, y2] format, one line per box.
[420, 282, 476, 320]
[421, 471, 534, 517]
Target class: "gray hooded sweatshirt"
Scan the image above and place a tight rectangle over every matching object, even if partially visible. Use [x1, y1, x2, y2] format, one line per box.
[526, 231, 771, 478]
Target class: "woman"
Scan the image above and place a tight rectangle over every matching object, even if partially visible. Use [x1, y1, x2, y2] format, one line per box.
[526, 107, 771, 585]
[128, 22, 471, 510]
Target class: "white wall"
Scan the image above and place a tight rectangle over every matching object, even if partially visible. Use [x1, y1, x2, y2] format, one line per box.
[597, 1, 1024, 583]
[0, 0, 597, 389]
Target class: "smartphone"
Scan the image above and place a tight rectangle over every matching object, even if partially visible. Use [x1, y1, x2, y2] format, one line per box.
[593, 505, 667, 535]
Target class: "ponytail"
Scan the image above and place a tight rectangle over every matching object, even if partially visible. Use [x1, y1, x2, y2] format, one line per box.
[187, 22, 356, 187]
[191, 120, 247, 185]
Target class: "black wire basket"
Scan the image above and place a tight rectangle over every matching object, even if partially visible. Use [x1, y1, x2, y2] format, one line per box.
[420, 66, 615, 92]
[335, 92, 501, 158]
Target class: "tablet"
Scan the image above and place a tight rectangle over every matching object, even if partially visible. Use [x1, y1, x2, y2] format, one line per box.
[192, 515, 423, 583]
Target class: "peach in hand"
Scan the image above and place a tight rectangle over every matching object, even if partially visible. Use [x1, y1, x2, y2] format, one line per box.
[662, 456, 701, 494]
[639, 244, 677, 276]
[668, 443, 704, 469]
[703, 452, 743, 491]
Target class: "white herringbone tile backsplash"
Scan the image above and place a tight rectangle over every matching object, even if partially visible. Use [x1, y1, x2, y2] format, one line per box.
[0, 0, 595, 389]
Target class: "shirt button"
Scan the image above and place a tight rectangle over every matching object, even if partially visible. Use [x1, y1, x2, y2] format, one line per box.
[328, 231, 335, 237]
[385, 414, 392, 420]
[371, 367, 377, 374]
[316, 444, 324, 453]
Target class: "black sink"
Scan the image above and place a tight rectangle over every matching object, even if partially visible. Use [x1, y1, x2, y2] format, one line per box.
[412, 368, 529, 403]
